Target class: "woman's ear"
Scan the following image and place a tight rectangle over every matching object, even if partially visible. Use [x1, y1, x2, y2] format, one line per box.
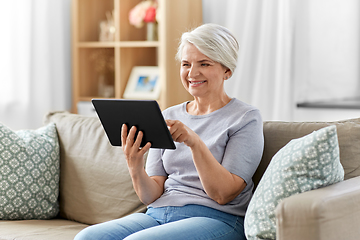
[224, 69, 232, 80]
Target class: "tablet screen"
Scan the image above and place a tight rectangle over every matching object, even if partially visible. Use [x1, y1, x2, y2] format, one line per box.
[92, 99, 176, 149]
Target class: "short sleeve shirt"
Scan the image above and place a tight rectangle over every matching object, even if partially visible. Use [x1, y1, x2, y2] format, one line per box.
[146, 98, 264, 217]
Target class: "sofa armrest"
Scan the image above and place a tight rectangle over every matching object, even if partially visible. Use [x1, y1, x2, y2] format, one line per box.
[275, 176, 360, 240]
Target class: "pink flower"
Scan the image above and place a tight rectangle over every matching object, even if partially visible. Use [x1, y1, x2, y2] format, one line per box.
[129, 0, 157, 28]
[144, 6, 156, 23]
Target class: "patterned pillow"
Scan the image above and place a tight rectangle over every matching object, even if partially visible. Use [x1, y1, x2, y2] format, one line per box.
[244, 125, 344, 240]
[0, 123, 60, 220]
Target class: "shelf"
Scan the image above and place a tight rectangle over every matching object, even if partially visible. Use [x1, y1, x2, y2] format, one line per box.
[78, 96, 164, 110]
[77, 41, 160, 48]
[79, 96, 108, 102]
[297, 97, 360, 109]
[119, 41, 160, 48]
[77, 42, 117, 48]
[72, 0, 203, 113]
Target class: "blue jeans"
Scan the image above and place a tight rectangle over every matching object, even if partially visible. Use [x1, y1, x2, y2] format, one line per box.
[74, 204, 246, 240]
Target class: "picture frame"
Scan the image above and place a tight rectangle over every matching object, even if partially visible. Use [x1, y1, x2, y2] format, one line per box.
[123, 66, 161, 99]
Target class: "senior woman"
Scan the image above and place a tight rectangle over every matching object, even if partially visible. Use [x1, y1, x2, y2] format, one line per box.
[75, 23, 264, 240]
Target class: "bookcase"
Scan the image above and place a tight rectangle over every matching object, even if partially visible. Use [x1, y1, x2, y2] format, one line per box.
[71, 0, 203, 112]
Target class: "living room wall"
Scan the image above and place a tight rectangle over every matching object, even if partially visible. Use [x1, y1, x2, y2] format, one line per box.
[294, 0, 360, 121]
[1, 0, 360, 130]
[0, 0, 72, 130]
[204, 0, 360, 122]
[293, 0, 360, 121]
[294, 0, 359, 103]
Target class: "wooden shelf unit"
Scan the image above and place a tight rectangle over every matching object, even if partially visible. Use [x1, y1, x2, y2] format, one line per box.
[71, 0, 203, 112]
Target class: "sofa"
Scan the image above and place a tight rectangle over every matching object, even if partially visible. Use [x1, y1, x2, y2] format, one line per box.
[0, 111, 359, 240]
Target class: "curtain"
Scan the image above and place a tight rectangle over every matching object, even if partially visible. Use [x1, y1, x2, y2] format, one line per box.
[0, 0, 71, 130]
[203, 0, 295, 121]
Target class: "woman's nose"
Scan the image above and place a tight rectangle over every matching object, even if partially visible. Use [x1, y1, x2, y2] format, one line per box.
[188, 66, 200, 78]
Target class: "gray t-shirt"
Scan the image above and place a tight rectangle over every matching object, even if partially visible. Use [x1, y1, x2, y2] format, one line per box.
[145, 98, 264, 217]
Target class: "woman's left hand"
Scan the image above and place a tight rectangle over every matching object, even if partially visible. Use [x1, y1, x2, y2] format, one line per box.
[166, 119, 246, 205]
[166, 119, 200, 148]
[121, 124, 151, 173]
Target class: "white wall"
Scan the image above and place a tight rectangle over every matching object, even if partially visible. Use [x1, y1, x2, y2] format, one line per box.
[0, 0, 72, 131]
[293, 0, 360, 121]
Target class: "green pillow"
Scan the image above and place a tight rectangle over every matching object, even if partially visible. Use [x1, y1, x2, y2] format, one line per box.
[0, 123, 60, 220]
[244, 125, 344, 240]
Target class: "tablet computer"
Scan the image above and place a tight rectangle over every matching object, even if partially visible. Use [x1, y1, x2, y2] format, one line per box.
[92, 99, 176, 149]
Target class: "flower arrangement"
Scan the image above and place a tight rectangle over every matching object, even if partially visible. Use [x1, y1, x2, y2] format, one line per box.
[99, 10, 115, 41]
[90, 49, 115, 97]
[129, 0, 158, 28]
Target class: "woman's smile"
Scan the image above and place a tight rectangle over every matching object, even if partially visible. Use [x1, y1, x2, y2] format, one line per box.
[189, 80, 207, 86]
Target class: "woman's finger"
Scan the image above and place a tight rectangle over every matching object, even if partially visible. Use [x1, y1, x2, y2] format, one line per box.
[126, 126, 137, 145]
[166, 120, 185, 142]
[140, 142, 152, 155]
[170, 128, 182, 142]
[121, 124, 128, 147]
[134, 131, 144, 148]
[166, 119, 175, 127]
[166, 120, 179, 135]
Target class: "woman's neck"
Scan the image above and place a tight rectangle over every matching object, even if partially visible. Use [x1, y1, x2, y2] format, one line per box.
[187, 94, 232, 115]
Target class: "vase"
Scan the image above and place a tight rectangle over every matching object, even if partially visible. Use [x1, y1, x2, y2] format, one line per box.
[98, 74, 114, 98]
[146, 22, 158, 41]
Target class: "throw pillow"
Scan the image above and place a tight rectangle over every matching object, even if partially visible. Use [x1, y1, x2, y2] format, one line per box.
[0, 123, 60, 220]
[244, 125, 344, 240]
[44, 111, 146, 225]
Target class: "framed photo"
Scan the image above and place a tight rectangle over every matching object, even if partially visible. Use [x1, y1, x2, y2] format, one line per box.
[123, 66, 161, 99]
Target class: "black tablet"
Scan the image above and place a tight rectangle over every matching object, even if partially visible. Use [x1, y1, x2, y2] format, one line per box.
[92, 99, 176, 149]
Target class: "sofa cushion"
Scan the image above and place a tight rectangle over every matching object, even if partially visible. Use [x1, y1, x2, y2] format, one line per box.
[44, 112, 146, 225]
[0, 123, 60, 220]
[0, 219, 88, 240]
[245, 125, 344, 240]
[253, 118, 360, 189]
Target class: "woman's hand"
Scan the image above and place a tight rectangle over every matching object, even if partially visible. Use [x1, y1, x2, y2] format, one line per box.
[166, 119, 201, 147]
[166, 119, 246, 205]
[121, 124, 165, 205]
[121, 124, 151, 173]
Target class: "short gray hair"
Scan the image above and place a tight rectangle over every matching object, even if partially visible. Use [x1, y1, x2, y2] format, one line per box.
[176, 23, 239, 75]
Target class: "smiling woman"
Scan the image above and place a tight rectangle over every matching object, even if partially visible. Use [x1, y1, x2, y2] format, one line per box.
[176, 23, 238, 75]
[176, 23, 239, 115]
[75, 23, 264, 240]
[179, 44, 231, 114]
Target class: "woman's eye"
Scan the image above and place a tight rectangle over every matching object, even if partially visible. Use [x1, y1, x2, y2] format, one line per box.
[182, 63, 190, 67]
[201, 63, 210, 67]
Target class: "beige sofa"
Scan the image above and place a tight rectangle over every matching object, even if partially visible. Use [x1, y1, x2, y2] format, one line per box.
[0, 111, 359, 240]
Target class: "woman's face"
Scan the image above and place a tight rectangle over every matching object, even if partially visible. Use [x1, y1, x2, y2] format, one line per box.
[180, 43, 230, 100]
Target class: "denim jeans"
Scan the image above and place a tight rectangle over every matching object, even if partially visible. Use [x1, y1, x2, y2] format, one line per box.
[74, 204, 246, 240]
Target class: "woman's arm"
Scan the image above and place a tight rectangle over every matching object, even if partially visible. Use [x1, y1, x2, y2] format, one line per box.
[166, 120, 246, 205]
[121, 124, 166, 205]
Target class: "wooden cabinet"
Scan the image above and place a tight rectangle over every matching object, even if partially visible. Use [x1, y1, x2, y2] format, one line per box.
[71, 0, 203, 112]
